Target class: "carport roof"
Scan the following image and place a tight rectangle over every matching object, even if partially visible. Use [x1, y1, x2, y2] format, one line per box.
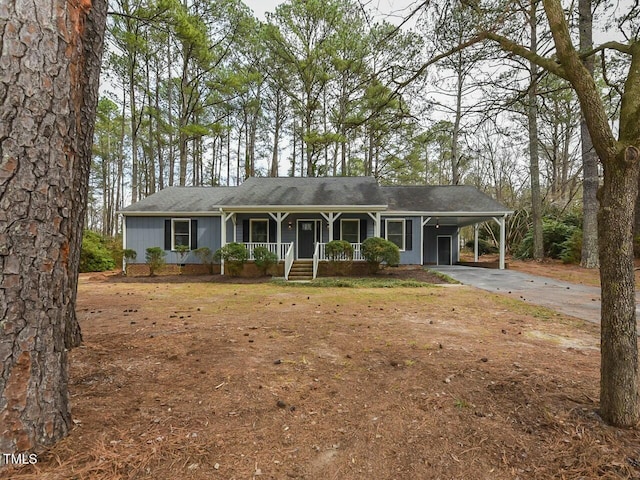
[381, 185, 512, 214]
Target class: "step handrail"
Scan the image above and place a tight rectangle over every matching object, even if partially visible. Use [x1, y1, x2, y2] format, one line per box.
[312, 242, 320, 279]
[284, 242, 294, 280]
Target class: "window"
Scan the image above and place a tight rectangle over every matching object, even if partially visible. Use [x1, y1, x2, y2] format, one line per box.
[250, 219, 268, 243]
[386, 219, 405, 250]
[172, 219, 191, 250]
[341, 219, 359, 243]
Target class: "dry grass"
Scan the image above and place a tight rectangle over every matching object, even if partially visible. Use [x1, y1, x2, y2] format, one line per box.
[4, 274, 640, 479]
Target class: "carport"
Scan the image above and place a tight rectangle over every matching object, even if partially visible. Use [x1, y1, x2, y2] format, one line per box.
[381, 186, 513, 269]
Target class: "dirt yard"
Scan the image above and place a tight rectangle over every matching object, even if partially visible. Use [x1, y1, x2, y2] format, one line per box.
[5, 264, 640, 479]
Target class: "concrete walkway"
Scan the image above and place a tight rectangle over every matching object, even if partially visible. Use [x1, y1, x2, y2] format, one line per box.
[430, 265, 608, 324]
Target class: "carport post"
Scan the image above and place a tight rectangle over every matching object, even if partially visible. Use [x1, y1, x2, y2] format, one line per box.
[492, 216, 506, 270]
[474, 224, 479, 263]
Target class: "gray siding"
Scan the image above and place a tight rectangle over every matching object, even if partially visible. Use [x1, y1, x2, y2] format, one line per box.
[125, 213, 459, 266]
[381, 216, 421, 265]
[126, 216, 221, 263]
[423, 225, 459, 265]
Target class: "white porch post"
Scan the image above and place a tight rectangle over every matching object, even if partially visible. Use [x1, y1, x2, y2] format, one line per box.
[493, 216, 506, 270]
[474, 224, 479, 263]
[269, 212, 289, 260]
[220, 211, 235, 275]
[232, 214, 237, 242]
[367, 212, 381, 237]
[420, 217, 431, 266]
[321, 212, 342, 242]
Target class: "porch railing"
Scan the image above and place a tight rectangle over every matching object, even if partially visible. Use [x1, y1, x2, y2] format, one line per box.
[242, 242, 364, 263]
[317, 243, 364, 261]
[244, 242, 289, 261]
[284, 242, 294, 280]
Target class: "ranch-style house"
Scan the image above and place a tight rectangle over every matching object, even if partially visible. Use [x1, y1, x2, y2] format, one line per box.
[120, 176, 512, 279]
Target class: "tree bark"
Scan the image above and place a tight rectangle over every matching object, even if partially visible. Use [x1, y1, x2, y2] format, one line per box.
[598, 147, 640, 426]
[451, 52, 463, 186]
[543, 0, 640, 426]
[0, 0, 107, 452]
[579, 0, 599, 268]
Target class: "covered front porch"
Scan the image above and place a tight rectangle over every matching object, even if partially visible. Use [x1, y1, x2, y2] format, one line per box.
[219, 209, 383, 278]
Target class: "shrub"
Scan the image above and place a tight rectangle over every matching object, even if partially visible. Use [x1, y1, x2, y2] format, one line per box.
[145, 247, 166, 276]
[80, 230, 116, 272]
[175, 244, 190, 274]
[325, 240, 354, 261]
[325, 240, 354, 276]
[464, 238, 499, 256]
[559, 230, 582, 264]
[194, 247, 214, 273]
[122, 249, 137, 276]
[515, 219, 578, 260]
[361, 237, 400, 273]
[253, 246, 278, 276]
[214, 242, 248, 276]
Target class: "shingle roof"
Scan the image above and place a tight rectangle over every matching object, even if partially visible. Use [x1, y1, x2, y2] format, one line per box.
[381, 185, 511, 213]
[119, 178, 511, 216]
[119, 186, 231, 213]
[224, 177, 386, 207]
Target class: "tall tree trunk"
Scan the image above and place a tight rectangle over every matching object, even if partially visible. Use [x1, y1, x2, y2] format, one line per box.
[291, 120, 297, 177]
[579, 0, 599, 268]
[129, 71, 139, 202]
[155, 68, 164, 191]
[598, 147, 640, 426]
[543, 0, 640, 427]
[0, 0, 107, 451]
[179, 128, 188, 186]
[167, 38, 175, 187]
[451, 53, 464, 185]
[270, 93, 281, 177]
[528, 0, 544, 260]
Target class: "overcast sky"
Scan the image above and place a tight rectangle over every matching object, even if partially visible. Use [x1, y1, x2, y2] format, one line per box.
[242, 0, 417, 23]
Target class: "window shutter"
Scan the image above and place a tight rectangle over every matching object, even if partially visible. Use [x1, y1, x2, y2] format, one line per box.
[333, 221, 340, 241]
[191, 219, 198, 249]
[164, 220, 171, 250]
[269, 218, 277, 243]
[360, 219, 367, 242]
[381, 220, 385, 239]
[406, 220, 413, 250]
[242, 219, 249, 242]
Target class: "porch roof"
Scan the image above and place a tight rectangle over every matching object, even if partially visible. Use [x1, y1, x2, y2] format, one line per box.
[221, 177, 387, 210]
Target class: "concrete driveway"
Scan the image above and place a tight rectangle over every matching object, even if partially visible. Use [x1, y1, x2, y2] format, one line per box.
[430, 265, 607, 324]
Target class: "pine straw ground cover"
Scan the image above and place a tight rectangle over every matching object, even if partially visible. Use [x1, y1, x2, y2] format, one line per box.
[6, 273, 640, 479]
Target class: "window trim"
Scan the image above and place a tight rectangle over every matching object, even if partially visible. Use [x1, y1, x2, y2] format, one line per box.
[171, 218, 191, 251]
[340, 219, 360, 244]
[385, 219, 405, 251]
[250, 218, 269, 243]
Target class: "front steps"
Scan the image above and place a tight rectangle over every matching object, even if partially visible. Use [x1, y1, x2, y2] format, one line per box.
[288, 260, 313, 281]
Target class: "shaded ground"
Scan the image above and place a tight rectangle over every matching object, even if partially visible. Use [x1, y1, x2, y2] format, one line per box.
[6, 266, 640, 479]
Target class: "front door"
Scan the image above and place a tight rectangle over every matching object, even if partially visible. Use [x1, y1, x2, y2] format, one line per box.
[437, 236, 452, 265]
[297, 220, 317, 258]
